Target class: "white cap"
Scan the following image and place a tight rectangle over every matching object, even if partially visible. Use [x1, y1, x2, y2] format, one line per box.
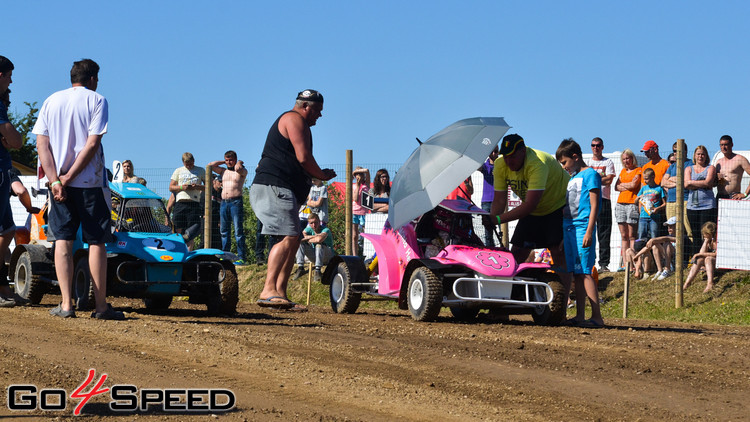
[664, 216, 677, 226]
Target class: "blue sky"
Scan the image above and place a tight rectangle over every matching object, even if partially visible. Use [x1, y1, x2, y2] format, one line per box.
[4, 1, 750, 177]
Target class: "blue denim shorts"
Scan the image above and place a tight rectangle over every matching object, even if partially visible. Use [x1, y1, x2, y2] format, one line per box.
[352, 214, 366, 227]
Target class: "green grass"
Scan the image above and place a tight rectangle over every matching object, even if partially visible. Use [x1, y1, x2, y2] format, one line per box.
[595, 269, 750, 325]
[236, 265, 750, 326]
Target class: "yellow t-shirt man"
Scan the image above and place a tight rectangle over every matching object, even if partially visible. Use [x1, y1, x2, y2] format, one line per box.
[493, 147, 569, 216]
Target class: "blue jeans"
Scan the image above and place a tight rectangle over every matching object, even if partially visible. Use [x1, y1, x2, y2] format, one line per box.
[220, 198, 246, 260]
[637, 214, 662, 240]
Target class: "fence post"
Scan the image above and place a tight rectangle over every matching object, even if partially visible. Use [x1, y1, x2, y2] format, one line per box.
[345, 151, 353, 255]
[205, 165, 212, 249]
[675, 139, 685, 308]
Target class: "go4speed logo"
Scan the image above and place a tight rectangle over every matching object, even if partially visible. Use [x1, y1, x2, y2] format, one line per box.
[7, 369, 235, 415]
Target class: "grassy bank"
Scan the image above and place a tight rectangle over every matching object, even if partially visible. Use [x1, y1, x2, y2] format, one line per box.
[236, 265, 750, 326]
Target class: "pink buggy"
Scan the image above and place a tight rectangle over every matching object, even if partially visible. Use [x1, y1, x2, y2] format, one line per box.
[322, 199, 566, 323]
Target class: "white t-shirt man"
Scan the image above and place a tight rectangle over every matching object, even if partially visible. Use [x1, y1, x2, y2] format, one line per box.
[586, 157, 616, 200]
[32, 87, 108, 188]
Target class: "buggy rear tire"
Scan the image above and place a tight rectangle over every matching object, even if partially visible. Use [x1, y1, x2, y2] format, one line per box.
[407, 267, 442, 322]
[329, 262, 361, 314]
[73, 257, 95, 311]
[144, 296, 173, 311]
[14, 252, 46, 304]
[530, 272, 566, 326]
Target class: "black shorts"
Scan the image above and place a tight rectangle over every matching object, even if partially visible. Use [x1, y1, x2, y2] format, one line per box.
[48, 187, 112, 244]
[173, 201, 202, 231]
[510, 206, 564, 250]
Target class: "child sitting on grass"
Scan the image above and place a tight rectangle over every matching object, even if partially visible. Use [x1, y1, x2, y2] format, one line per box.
[642, 216, 678, 280]
[683, 221, 718, 293]
[624, 238, 655, 280]
[556, 139, 604, 328]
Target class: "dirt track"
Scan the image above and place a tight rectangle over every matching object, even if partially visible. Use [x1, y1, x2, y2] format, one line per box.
[1, 294, 748, 421]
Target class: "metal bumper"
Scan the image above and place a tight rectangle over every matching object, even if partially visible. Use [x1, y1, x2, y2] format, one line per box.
[116, 261, 226, 285]
[450, 276, 553, 306]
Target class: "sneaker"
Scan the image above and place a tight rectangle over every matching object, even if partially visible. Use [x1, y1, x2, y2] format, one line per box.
[49, 304, 76, 318]
[313, 268, 322, 282]
[657, 269, 671, 281]
[233, 259, 246, 266]
[0, 296, 16, 308]
[90, 304, 125, 320]
[599, 266, 610, 273]
[617, 267, 626, 272]
[292, 265, 307, 280]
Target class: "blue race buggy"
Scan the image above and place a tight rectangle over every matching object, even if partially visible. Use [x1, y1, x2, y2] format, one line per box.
[11, 182, 239, 315]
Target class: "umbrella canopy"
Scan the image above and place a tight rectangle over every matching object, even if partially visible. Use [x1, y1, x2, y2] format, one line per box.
[388, 117, 511, 229]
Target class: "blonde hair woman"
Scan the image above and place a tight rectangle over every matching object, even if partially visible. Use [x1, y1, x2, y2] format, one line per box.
[614, 149, 642, 271]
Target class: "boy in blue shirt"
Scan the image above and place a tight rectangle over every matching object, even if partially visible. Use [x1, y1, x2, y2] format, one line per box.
[556, 139, 604, 328]
[636, 168, 667, 240]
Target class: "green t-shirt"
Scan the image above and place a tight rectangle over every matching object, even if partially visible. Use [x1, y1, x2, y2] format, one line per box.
[304, 226, 334, 250]
[493, 147, 569, 216]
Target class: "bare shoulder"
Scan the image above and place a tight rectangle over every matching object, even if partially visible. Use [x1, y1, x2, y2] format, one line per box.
[278, 111, 305, 138]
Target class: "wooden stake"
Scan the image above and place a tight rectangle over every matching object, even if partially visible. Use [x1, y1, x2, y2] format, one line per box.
[623, 261, 630, 318]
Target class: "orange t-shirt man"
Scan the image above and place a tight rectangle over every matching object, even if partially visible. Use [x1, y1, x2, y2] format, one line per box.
[642, 159, 670, 186]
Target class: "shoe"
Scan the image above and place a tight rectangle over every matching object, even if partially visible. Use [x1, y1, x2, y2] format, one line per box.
[50, 304, 76, 318]
[233, 259, 246, 266]
[292, 265, 307, 280]
[313, 268, 322, 282]
[0, 296, 16, 308]
[650, 272, 661, 281]
[617, 267, 626, 272]
[13, 294, 31, 306]
[640, 273, 652, 281]
[578, 319, 605, 329]
[90, 304, 125, 320]
[657, 269, 671, 281]
[599, 266, 610, 273]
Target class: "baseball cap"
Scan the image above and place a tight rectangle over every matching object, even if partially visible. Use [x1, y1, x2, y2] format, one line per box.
[641, 140, 658, 152]
[498, 134, 525, 156]
[296, 89, 324, 104]
[663, 216, 677, 226]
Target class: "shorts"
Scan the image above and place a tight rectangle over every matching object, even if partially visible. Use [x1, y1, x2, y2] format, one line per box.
[250, 184, 301, 237]
[511, 207, 563, 250]
[0, 170, 14, 234]
[353, 214, 366, 227]
[48, 187, 112, 243]
[173, 201, 202, 231]
[563, 221, 596, 274]
[615, 202, 639, 224]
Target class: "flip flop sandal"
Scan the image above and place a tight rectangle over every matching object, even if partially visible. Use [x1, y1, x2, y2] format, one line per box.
[256, 296, 294, 309]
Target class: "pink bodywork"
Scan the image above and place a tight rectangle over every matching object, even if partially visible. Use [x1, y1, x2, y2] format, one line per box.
[362, 200, 550, 296]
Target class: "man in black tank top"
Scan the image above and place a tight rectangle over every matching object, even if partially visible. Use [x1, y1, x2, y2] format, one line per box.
[250, 89, 337, 309]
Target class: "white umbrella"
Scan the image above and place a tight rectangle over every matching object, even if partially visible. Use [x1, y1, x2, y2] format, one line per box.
[388, 117, 511, 229]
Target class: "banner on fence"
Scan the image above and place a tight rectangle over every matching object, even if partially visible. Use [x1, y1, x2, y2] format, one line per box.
[716, 198, 750, 270]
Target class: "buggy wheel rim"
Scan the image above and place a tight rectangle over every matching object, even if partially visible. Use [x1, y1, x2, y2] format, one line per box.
[16, 265, 27, 291]
[331, 273, 344, 303]
[410, 278, 424, 309]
